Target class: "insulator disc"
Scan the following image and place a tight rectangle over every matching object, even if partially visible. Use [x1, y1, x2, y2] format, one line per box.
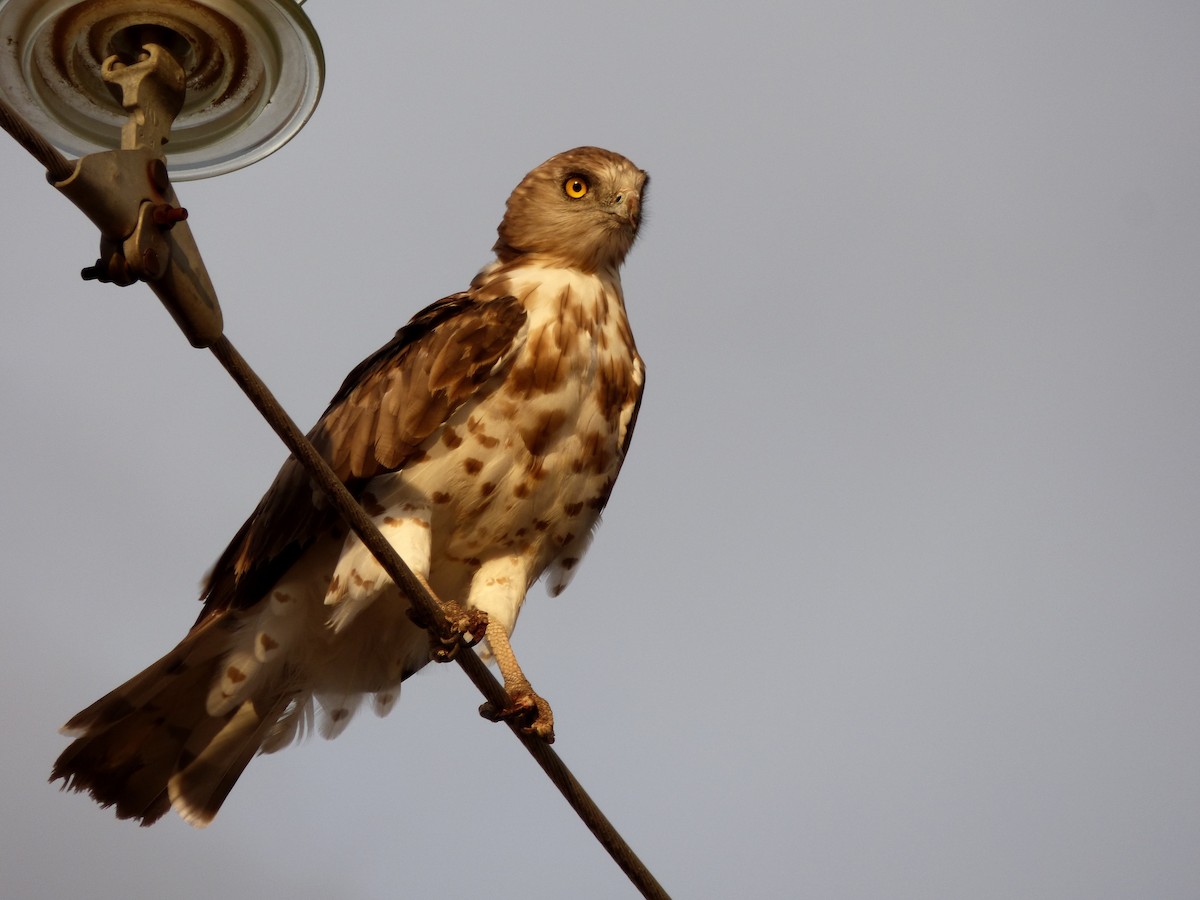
[0, 0, 323, 179]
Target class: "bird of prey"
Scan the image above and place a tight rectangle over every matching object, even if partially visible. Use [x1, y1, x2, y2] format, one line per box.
[51, 146, 648, 827]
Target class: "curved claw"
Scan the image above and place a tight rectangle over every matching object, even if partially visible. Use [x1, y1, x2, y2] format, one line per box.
[479, 688, 555, 743]
[407, 602, 488, 663]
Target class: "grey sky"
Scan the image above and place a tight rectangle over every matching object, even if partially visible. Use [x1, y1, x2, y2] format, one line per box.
[2, 2, 1199, 897]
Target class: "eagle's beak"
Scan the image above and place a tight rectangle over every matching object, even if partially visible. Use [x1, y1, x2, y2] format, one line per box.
[613, 183, 643, 229]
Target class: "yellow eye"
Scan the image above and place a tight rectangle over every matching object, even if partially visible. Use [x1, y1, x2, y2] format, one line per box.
[564, 175, 589, 199]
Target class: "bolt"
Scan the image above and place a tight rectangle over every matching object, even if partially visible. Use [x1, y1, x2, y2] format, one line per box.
[151, 203, 188, 227]
[80, 259, 109, 282]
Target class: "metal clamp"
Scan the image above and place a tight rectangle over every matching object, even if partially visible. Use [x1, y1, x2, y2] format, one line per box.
[49, 42, 223, 347]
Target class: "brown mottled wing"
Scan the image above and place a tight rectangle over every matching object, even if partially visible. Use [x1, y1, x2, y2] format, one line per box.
[197, 293, 527, 619]
[600, 355, 645, 510]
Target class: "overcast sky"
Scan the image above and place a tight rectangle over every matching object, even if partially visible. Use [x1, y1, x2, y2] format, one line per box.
[2, 2, 1199, 898]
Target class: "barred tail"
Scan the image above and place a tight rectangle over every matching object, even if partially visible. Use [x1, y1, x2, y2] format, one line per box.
[50, 614, 286, 827]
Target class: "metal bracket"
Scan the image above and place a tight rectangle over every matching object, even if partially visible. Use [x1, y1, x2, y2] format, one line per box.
[49, 41, 223, 347]
[102, 43, 186, 153]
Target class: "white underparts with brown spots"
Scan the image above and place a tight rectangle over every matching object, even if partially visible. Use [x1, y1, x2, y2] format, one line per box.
[217, 262, 643, 748]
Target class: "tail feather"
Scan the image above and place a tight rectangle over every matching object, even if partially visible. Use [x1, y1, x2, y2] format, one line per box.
[52, 579, 429, 826]
[59, 616, 235, 737]
[50, 614, 278, 827]
[168, 694, 289, 827]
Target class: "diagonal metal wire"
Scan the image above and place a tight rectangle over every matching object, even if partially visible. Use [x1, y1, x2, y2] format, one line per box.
[2, 89, 670, 899]
[0, 97, 74, 182]
[210, 336, 670, 899]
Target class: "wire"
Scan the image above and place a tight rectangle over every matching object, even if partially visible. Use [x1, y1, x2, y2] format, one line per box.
[209, 336, 671, 899]
[0, 93, 75, 182]
[0, 92, 670, 897]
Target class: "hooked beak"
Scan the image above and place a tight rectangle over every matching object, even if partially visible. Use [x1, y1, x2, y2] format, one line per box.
[611, 172, 647, 230]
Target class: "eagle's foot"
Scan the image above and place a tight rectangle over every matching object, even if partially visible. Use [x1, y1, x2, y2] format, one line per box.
[477, 619, 554, 740]
[407, 600, 488, 663]
[479, 684, 555, 743]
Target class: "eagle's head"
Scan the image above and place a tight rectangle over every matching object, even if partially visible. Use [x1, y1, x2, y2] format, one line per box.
[494, 146, 648, 273]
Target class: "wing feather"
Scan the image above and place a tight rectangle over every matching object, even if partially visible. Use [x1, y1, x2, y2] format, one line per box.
[196, 293, 527, 620]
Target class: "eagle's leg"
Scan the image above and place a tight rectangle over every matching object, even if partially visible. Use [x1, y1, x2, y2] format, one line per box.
[478, 619, 555, 742]
[329, 502, 486, 660]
